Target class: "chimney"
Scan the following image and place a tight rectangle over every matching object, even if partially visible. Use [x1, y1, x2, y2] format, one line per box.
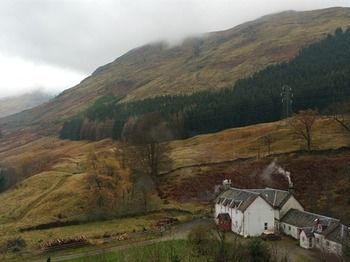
[222, 179, 231, 191]
[340, 224, 348, 241]
[288, 182, 294, 194]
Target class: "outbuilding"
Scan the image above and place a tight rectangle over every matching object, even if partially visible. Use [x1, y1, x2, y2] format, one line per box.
[216, 213, 231, 231]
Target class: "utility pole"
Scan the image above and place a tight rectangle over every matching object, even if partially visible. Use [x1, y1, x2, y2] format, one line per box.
[281, 85, 293, 119]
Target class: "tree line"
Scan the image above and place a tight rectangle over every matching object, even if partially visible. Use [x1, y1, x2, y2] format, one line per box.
[60, 27, 350, 142]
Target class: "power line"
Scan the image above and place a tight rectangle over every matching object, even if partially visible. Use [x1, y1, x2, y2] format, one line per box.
[281, 85, 293, 119]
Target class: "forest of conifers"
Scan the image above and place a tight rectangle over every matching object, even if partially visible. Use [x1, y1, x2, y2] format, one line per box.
[60, 27, 350, 141]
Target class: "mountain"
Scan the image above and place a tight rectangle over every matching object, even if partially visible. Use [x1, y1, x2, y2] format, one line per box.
[1, 7, 350, 134]
[60, 27, 350, 141]
[0, 91, 52, 118]
[0, 8, 350, 258]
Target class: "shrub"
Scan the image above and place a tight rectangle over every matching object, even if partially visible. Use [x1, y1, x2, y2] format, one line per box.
[247, 237, 271, 262]
[187, 225, 213, 257]
[2, 237, 27, 253]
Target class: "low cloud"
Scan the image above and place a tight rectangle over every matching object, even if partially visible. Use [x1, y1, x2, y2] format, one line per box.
[0, 0, 349, 97]
[0, 53, 85, 98]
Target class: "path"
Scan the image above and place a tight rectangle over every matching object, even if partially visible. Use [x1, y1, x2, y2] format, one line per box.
[30, 219, 211, 262]
[15, 173, 70, 221]
[30, 218, 318, 262]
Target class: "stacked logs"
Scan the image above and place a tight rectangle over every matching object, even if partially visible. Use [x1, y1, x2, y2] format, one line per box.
[40, 236, 88, 251]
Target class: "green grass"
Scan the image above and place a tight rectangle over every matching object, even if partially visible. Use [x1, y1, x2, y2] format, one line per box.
[65, 240, 201, 262]
[0, 210, 193, 257]
[295, 254, 315, 262]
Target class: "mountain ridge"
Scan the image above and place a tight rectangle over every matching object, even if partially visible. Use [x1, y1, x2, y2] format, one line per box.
[0, 90, 52, 119]
[1, 7, 350, 134]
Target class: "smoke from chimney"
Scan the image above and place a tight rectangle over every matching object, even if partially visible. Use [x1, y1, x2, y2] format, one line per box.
[276, 167, 293, 188]
[261, 159, 294, 189]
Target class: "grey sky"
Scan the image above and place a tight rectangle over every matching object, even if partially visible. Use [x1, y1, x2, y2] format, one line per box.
[0, 0, 349, 98]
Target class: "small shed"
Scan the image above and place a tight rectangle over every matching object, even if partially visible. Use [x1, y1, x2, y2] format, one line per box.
[300, 228, 314, 249]
[217, 213, 231, 231]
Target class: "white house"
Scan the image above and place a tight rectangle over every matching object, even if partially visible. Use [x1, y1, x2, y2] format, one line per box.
[215, 181, 349, 256]
[215, 182, 303, 237]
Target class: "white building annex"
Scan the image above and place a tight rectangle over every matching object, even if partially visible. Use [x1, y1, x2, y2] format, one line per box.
[215, 180, 349, 256]
[281, 208, 348, 256]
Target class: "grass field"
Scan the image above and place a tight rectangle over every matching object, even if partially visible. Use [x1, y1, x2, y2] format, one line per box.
[64, 240, 198, 262]
[0, 211, 195, 261]
[167, 117, 349, 170]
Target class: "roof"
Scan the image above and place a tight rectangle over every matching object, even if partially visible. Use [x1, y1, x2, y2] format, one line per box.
[248, 188, 292, 208]
[216, 187, 291, 212]
[216, 187, 271, 212]
[301, 228, 314, 238]
[216, 188, 258, 212]
[325, 224, 349, 244]
[281, 209, 339, 229]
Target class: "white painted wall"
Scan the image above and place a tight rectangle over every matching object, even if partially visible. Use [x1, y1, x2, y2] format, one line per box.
[215, 202, 245, 235]
[279, 195, 304, 219]
[215, 203, 230, 220]
[299, 231, 314, 249]
[313, 233, 343, 256]
[243, 197, 275, 237]
[281, 222, 300, 239]
[230, 208, 244, 235]
[314, 233, 324, 249]
[322, 239, 343, 256]
[214, 203, 221, 221]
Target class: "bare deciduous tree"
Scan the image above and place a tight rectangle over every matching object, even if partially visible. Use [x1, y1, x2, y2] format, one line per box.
[122, 112, 172, 184]
[331, 101, 350, 135]
[288, 109, 319, 151]
[261, 134, 273, 156]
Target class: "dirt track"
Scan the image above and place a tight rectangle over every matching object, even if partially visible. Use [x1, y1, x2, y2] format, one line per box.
[29, 218, 319, 262]
[30, 218, 211, 262]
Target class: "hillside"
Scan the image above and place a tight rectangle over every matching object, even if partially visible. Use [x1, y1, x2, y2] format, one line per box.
[1, 7, 350, 134]
[0, 91, 52, 118]
[0, 116, 349, 226]
[60, 27, 350, 141]
[0, 116, 349, 259]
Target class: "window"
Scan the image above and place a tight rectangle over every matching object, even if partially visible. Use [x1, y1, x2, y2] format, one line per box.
[283, 224, 285, 229]
[288, 226, 291, 231]
[264, 223, 268, 230]
[302, 237, 305, 242]
[326, 241, 330, 247]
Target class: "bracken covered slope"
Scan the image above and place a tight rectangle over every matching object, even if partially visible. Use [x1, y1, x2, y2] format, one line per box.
[1, 7, 350, 134]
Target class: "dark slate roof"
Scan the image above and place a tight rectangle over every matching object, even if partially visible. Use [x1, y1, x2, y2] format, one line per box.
[249, 188, 291, 208]
[216, 187, 270, 212]
[216, 187, 291, 212]
[281, 209, 339, 229]
[325, 224, 349, 244]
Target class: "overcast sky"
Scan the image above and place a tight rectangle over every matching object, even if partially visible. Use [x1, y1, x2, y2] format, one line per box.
[0, 0, 349, 98]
